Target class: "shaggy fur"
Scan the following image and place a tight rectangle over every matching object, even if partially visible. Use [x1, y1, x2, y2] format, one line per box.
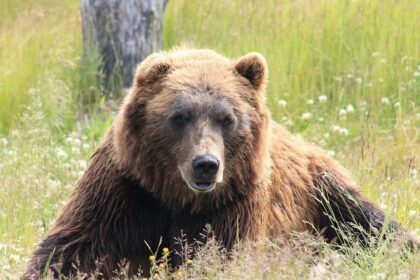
[23, 49, 418, 279]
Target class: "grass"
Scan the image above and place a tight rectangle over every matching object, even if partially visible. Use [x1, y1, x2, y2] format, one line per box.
[0, 0, 419, 278]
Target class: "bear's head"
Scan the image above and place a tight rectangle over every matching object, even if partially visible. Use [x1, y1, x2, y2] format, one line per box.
[113, 49, 272, 211]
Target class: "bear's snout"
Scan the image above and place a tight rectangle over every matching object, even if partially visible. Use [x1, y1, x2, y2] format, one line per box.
[192, 154, 219, 180]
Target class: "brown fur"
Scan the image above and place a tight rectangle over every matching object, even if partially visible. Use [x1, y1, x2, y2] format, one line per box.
[23, 49, 418, 279]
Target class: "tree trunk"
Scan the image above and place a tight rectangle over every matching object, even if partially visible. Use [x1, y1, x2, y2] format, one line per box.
[80, 0, 167, 91]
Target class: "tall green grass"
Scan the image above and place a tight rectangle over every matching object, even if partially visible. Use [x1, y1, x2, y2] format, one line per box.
[0, 0, 103, 134]
[164, 0, 419, 128]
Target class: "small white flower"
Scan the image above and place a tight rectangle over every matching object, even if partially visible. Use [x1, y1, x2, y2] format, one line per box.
[332, 125, 341, 133]
[318, 95, 327, 103]
[347, 74, 354, 79]
[56, 148, 67, 160]
[339, 128, 349, 136]
[72, 138, 81, 147]
[380, 59, 387, 64]
[78, 160, 87, 170]
[346, 104, 355, 114]
[414, 71, 420, 78]
[318, 117, 324, 122]
[301, 112, 312, 121]
[65, 136, 73, 144]
[381, 97, 390, 104]
[339, 109, 347, 118]
[0, 138, 8, 146]
[323, 132, 330, 139]
[82, 143, 90, 149]
[394, 102, 400, 108]
[11, 130, 19, 137]
[71, 147, 80, 155]
[48, 179, 61, 188]
[372, 52, 380, 57]
[278, 99, 287, 108]
[366, 82, 373, 88]
[307, 99, 314, 105]
[379, 78, 384, 83]
[28, 87, 40, 95]
[354, 77, 362, 84]
[281, 116, 288, 122]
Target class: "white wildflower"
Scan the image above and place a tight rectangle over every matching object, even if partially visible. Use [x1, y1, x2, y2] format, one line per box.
[346, 104, 355, 114]
[318, 95, 327, 103]
[332, 125, 341, 133]
[318, 117, 324, 122]
[339, 128, 349, 136]
[28, 87, 40, 95]
[56, 148, 67, 160]
[0, 137, 8, 146]
[414, 71, 420, 78]
[328, 150, 336, 157]
[339, 109, 347, 118]
[381, 97, 390, 104]
[301, 112, 312, 121]
[72, 138, 81, 147]
[71, 147, 80, 155]
[394, 102, 400, 108]
[78, 160, 87, 170]
[82, 143, 90, 150]
[278, 99, 287, 108]
[306, 99, 314, 105]
[366, 82, 373, 88]
[323, 132, 330, 139]
[354, 77, 362, 84]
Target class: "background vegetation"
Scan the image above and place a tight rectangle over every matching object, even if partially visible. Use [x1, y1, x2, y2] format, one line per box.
[0, 0, 419, 278]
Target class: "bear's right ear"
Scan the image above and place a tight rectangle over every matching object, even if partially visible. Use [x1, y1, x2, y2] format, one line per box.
[134, 53, 172, 86]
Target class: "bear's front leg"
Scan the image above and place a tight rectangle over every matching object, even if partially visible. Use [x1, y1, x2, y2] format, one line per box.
[314, 171, 419, 250]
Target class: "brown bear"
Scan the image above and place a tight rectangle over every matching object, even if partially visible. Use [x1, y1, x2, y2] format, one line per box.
[23, 49, 418, 279]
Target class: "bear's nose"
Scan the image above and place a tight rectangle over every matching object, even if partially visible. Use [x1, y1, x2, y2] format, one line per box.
[192, 155, 219, 179]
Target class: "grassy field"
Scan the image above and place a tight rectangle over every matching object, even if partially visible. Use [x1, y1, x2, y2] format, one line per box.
[0, 0, 419, 278]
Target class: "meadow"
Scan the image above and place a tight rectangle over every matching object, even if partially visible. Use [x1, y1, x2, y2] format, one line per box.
[0, 0, 419, 278]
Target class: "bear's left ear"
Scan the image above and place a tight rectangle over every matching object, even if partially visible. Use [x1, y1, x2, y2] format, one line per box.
[134, 53, 172, 86]
[234, 52, 268, 91]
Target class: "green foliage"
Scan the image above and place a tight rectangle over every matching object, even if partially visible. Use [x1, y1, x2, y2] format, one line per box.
[0, 0, 419, 278]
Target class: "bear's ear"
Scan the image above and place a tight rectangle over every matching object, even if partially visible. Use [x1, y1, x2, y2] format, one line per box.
[134, 53, 172, 86]
[234, 52, 268, 90]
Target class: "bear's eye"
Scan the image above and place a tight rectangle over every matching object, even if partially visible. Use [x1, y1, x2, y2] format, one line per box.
[171, 113, 189, 126]
[220, 116, 234, 127]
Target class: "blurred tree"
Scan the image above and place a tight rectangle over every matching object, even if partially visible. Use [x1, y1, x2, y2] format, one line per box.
[80, 0, 167, 93]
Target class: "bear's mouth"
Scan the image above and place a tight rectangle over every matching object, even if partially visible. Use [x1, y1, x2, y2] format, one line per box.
[190, 182, 216, 192]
